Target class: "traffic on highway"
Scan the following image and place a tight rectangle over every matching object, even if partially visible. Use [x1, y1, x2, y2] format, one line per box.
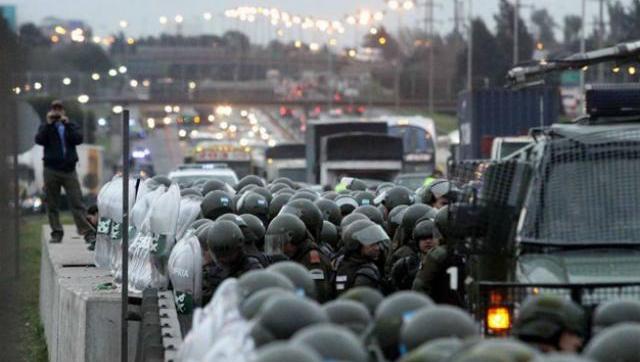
[4, 1, 640, 362]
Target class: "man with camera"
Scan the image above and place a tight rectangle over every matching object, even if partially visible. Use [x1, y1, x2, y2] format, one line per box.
[35, 100, 95, 244]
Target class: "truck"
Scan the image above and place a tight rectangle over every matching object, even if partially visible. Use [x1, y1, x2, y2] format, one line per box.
[457, 87, 560, 160]
[305, 119, 388, 184]
[265, 143, 306, 182]
[319, 132, 403, 187]
[448, 86, 640, 335]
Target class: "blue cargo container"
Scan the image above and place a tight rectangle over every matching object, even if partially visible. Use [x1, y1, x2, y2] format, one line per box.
[457, 87, 560, 160]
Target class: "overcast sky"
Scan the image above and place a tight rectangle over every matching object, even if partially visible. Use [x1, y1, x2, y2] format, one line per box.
[11, 0, 621, 46]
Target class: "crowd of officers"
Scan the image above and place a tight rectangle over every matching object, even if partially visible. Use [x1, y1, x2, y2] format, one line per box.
[173, 174, 640, 362]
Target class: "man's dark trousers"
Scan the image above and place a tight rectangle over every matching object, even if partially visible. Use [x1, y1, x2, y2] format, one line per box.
[44, 167, 93, 238]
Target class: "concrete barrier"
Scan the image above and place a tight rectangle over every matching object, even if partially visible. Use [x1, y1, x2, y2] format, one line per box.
[39, 225, 138, 362]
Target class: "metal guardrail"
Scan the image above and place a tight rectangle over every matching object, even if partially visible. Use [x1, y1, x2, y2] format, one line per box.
[158, 291, 183, 362]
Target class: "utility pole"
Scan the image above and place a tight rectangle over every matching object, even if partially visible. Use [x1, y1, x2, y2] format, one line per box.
[513, 0, 519, 65]
[596, 0, 606, 82]
[426, 0, 435, 114]
[467, 0, 473, 91]
[580, 0, 587, 96]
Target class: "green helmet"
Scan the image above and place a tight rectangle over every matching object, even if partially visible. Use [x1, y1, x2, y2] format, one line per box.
[354, 205, 385, 226]
[413, 219, 436, 241]
[202, 179, 229, 196]
[251, 295, 328, 346]
[265, 214, 308, 255]
[376, 182, 395, 195]
[378, 186, 415, 212]
[292, 325, 369, 362]
[583, 323, 640, 362]
[342, 219, 390, 254]
[194, 222, 213, 249]
[254, 342, 322, 362]
[240, 287, 293, 320]
[398, 338, 463, 362]
[322, 299, 372, 335]
[217, 213, 248, 227]
[314, 198, 343, 226]
[451, 338, 539, 362]
[271, 177, 297, 189]
[335, 194, 359, 216]
[354, 191, 376, 206]
[269, 183, 292, 195]
[387, 204, 409, 238]
[200, 190, 234, 220]
[151, 175, 172, 188]
[279, 199, 323, 242]
[401, 204, 437, 241]
[532, 353, 594, 362]
[236, 175, 266, 190]
[339, 286, 384, 316]
[592, 299, 640, 335]
[267, 261, 317, 300]
[269, 194, 292, 221]
[236, 192, 269, 223]
[189, 218, 212, 231]
[320, 221, 338, 249]
[340, 212, 368, 231]
[251, 186, 273, 203]
[400, 305, 478, 355]
[513, 295, 586, 343]
[321, 191, 339, 200]
[205, 220, 244, 259]
[290, 190, 319, 202]
[239, 213, 266, 245]
[434, 205, 456, 240]
[372, 291, 434, 360]
[180, 188, 202, 198]
[348, 178, 368, 191]
[236, 270, 295, 302]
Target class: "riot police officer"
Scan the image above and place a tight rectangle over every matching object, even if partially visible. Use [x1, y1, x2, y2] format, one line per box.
[389, 218, 438, 291]
[412, 207, 465, 306]
[513, 294, 586, 353]
[265, 214, 333, 302]
[334, 219, 389, 294]
[202, 220, 262, 303]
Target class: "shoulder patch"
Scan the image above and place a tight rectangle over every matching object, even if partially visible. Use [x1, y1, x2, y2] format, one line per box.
[309, 250, 321, 264]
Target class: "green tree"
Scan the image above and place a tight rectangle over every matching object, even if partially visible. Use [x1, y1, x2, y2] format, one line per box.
[494, 0, 534, 67]
[362, 26, 402, 61]
[562, 15, 582, 53]
[455, 18, 503, 90]
[530, 9, 557, 50]
[52, 43, 113, 72]
[19, 23, 50, 49]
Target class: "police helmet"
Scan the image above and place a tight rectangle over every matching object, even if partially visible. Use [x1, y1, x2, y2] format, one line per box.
[322, 299, 372, 335]
[314, 198, 343, 226]
[268, 261, 317, 299]
[400, 305, 478, 354]
[354, 205, 385, 226]
[279, 199, 323, 242]
[264, 214, 308, 255]
[292, 324, 368, 362]
[200, 190, 234, 220]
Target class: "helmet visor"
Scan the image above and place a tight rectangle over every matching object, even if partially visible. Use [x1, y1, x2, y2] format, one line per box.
[351, 224, 390, 246]
[264, 233, 288, 255]
[335, 197, 358, 209]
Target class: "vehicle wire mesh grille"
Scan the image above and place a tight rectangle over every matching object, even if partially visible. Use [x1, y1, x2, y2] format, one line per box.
[475, 281, 640, 335]
[518, 127, 640, 245]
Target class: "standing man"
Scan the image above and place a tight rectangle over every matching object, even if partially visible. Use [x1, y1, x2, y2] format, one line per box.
[35, 100, 95, 244]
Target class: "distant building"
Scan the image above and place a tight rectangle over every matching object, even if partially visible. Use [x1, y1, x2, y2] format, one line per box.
[0, 5, 17, 32]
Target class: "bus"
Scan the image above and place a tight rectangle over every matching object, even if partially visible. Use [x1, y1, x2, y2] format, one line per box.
[384, 116, 437, 173]
[265, 143, 306, 182]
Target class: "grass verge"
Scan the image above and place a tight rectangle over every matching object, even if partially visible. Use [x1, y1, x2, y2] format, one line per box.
[19, 213, 73, 362]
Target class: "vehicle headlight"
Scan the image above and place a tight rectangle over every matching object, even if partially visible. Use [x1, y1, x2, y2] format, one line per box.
[178, 129, 187, 138]
[33, 197, 42, 209]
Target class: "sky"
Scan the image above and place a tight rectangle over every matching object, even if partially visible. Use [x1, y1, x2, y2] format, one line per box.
[8, 0, 620, 46]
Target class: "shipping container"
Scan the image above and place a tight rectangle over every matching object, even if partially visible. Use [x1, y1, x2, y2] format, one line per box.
[305, 119, 388, 183]
[457, 87, 560, 160]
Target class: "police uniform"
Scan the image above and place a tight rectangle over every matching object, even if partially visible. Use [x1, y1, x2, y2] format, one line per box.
[202, 253, 263, 304]
[291, 240, 334, 302]
[412, 245, 465, 306]
[334, 254, 382, 295]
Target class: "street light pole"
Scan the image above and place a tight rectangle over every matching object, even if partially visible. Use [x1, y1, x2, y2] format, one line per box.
[467, 0, 473, 91]
[427, 0, 435, 114]
[513, 0, 519, 65]
[580, 0, 587, 97]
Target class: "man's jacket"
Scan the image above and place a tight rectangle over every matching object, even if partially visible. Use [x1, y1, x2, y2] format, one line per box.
[35, 121, 83, 172]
